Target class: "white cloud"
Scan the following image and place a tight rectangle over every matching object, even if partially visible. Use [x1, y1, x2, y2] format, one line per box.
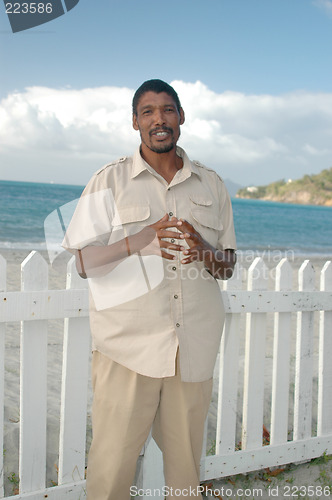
[303, 144, 330, 155]
[1, 82, 332, 186]
[313, 0, 332, 17]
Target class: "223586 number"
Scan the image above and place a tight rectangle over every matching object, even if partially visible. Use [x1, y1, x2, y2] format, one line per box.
[5, 3, 53, 14]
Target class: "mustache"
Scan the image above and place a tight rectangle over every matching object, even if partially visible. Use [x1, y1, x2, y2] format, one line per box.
[149, 126, 173, 136]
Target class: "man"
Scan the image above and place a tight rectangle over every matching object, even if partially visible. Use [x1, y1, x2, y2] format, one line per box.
[63, 79, 236, 499]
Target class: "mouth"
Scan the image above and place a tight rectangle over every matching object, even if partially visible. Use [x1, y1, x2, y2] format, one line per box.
[150, 128, 172, 140]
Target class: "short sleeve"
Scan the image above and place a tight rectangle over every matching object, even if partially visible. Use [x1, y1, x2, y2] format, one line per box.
[217, 181, 237, 251]
[62, 172, 117, 251]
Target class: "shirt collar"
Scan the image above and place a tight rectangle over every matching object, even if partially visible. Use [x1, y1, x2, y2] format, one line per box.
[131, 146, 202, 181]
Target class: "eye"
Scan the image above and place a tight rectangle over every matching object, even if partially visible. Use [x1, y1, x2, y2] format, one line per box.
[165, 107, 174, 113]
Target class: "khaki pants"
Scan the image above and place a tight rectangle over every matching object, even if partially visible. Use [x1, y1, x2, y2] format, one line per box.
[86, 351, 213, 500]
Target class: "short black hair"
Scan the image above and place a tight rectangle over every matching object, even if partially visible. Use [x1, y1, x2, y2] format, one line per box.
[132, 79, 182, 115]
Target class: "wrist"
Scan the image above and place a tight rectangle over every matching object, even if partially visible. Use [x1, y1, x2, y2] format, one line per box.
[127, 231, 144, 255]
[202, 242, 216, 265]
[125, 236, 131, 256]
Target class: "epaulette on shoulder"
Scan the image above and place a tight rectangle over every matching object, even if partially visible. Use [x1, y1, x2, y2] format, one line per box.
[192, 160, 206, 169]
[192, 160, 224, 183]
[95, 156, 128, 175]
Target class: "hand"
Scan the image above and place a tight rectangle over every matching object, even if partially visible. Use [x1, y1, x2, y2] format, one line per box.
[177, 218, 236, 279]
[131, 214, 185, 260]
[176, 219, 213, 264]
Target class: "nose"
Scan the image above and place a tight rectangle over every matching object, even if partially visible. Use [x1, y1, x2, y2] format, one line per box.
[153, 108, 165, 125]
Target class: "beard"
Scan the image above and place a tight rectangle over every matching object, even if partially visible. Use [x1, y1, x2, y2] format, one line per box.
[141, 126, 179, 154]
[149, 142, 175, 154]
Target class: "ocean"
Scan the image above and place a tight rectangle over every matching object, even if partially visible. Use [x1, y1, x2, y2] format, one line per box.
[0, 180, 332, 259]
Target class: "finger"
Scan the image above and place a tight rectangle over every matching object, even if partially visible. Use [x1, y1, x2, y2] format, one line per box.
[177, 219, 194, 232]
[153, 214, 174, 228]
[160, 250, 177, 260]
[157, 229, 185, 240]
[158, 214, 170, 223]
[181, 254, 198, 264]
[158, 219, 181, 230]
[159, 240, 185, 252]
[177, 226, 197, 240]
[181, 257, 193, 264]
[181, 247, 200, 264]
[178, 232, 195, 239]
[140, 239, 179, 259]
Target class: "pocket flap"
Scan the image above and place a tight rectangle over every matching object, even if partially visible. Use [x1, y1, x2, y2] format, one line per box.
[189, 195, 212, 207]
[191, 208, 223, 231]
[112, 205, 150, 226]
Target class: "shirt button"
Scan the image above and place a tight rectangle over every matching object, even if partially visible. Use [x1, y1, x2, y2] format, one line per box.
[169, 211, 173, 216]
[171, 238, 175, 243]
[174, 294, 178, 299]
[172, 266, 177, 271]
[176, 323, 180, 327]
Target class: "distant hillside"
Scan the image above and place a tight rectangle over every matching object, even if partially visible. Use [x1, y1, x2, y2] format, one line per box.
[236, 168, 332, 206]
[224, 179, 243, 198]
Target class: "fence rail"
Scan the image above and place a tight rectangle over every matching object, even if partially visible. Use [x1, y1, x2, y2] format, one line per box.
[0, 252, 331, 499]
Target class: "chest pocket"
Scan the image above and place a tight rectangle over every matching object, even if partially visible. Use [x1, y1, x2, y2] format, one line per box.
[190, 195, 222, 246]
[112, 205, 150, 234]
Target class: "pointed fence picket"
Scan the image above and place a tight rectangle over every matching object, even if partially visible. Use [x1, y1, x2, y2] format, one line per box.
[58, 259, 91, 487]
[20, 252, 48, 494]
[270, 258, 292, 446]
[216, 264, 242, 455]
[0, 252, 332, 499]
[294, 261, 315, 441]
[242, 258, 268, 450]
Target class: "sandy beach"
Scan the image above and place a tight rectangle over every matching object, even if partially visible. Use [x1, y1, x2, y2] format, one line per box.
[1, 248, 331, 498]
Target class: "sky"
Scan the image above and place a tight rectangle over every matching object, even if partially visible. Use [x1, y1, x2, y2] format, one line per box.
[1, 0, 332, 188]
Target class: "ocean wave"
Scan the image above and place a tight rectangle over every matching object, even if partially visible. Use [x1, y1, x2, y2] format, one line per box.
[0, 240, 57, 251]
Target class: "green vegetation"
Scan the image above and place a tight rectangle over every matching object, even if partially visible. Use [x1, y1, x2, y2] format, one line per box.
[7, 472, 19, 495]
[236, 167, 332, 206]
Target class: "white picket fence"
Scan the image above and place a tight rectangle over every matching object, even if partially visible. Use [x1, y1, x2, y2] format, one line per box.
[0, 251, 331, 499]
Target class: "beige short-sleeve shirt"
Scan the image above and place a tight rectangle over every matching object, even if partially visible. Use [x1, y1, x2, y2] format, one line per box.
[63, 147, 236, 382]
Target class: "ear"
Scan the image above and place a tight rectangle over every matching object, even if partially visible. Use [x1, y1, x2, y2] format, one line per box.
[132, 113, 139, 131]
[179, 107, 185, 125]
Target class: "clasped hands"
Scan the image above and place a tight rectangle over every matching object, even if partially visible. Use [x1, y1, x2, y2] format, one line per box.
[133, 213, 214, 265]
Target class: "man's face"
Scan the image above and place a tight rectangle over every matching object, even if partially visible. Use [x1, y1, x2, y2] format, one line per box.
[133, 91, 185, 154]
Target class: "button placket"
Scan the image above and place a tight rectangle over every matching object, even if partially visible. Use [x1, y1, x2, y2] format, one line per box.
[165, 186, 183, 334]
[165, 186, 178, 261]
[168, 258, 183, 334]
[165, 185, 176, 220]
